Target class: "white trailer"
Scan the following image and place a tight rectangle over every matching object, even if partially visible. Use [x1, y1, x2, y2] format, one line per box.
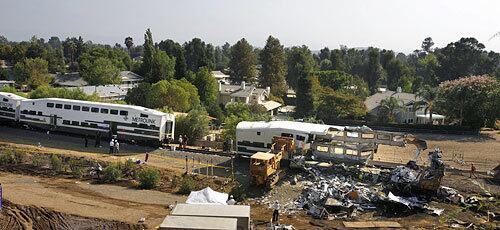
[236, 121, 345, 156]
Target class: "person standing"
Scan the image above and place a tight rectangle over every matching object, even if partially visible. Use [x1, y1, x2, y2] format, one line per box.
[84, 135, 88, 148]
[95, 131, 101, 148]
[109, 138, 115, 154]
[470, 163, 478, 178]
[272, 200, 280, 224]
[145, 153, 149, 162]
[178, 135, 183, 150]
[114, 139, 120, 154]
[227, 195, 236, 205]
[183, 135, 189, 149]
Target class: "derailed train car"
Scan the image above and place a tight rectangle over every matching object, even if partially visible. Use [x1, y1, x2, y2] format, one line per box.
[0, 92, 175, 145]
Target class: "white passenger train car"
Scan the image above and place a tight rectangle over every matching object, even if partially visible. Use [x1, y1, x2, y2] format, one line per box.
[236, 121, 345, 156]
[18, 97, 175, 144]
[0, 92, 25, 121]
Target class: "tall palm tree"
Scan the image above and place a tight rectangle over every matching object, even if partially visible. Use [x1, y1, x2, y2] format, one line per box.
[124, 37, 133, 55]
[379, 96, 403, 123]
[416, 85, 439, 124]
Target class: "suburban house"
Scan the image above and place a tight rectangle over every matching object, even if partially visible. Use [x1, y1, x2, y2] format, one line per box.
[53, 71, 143, 88]
[211, 70, 230, 84]
[78, 85, 129, 101]
[217, 81, 282, 116]
[364, 88, 445, 124]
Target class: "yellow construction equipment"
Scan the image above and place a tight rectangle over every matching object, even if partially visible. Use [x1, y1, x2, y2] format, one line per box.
[249, 137, 294, 189]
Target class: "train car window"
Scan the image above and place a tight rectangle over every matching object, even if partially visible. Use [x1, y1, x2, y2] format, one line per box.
[82, 106, 90, 112]
[91, 107, 99, 113]
[100, 108, 109, 114]
[296, 135, 306, 141]
[90, 123, 98, 128]
[2, 98, 7, 102]
[55, 104, 63, 109]
[29, 110, 36, 115]
[140, 113, 148, 118]
[21, 110, 28, 114]
[73, 105, 81, 111]
[257, 132, 261, 135]
[62, 120, 70, 125]
[119, 110, 128, 116]
[37, 111, 42, 116]
[110, 109, 118, 115]
[281, 133, 293, 138]
[47, 103, 54, 108]
[139, 123, 149, 128]
[71, 121, 79, 125]
[64, 104, 71, 110]
[81, 122, 89, 126]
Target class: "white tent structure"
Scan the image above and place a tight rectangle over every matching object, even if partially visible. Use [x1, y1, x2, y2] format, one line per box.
[186, 187, 229, 205]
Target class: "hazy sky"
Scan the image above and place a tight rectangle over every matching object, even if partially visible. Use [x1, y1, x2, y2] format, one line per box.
[1, 0, 500, 53]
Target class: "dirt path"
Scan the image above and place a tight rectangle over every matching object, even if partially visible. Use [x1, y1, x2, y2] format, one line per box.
[376, 131, 500, 172]
[0, 172, 186, 228]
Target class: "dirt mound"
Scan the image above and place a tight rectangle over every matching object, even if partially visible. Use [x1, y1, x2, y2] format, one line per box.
[0, 200, 144, 230]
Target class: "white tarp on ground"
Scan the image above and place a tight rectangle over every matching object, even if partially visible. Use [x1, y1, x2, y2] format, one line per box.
[186, 187, 229, 205]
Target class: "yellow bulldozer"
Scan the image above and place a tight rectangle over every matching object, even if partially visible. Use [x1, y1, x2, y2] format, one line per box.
[249, 136, 295, 189]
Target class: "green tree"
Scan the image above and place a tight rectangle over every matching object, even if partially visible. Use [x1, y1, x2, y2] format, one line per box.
[437, 75, 499, 128]
[295, 73, 315, 118]
[365, 47, 385, 94]
[286, 45, 316, 89]
[214, 43, 231, 70]
[175, 107, 210, 144]
[80, 57, 120, 85]
[30, 85, 98, 101]
[259, 36, 287, 97]
[26, 36, 48, 60]
[48, 36, 62, 50]
[316, 88, 366, 123]
[148, 50, 176, 83]
[184, 38, 215, 71]
[125, 83, 152, 107]
[378, 96, 403, 123]
[314, 70, 370, 99]
[415, 85, 439, 124]
[158, 39, 187, 79]
[421, 37, 434, 53]
[329, 49, 345, 71]
[147, 79, 200, 112]
[194, 67, 218, 105]
[229, 38, 257, 84]
[47, 48, 66, 73]
[416, 53, 440, 86]
[13, 58, 53, 88]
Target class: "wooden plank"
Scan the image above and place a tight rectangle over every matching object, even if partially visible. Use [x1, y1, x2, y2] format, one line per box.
[343, 221, 402, 228]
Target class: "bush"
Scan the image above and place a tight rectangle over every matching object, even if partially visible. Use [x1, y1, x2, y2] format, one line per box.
[32, 155, 44, 167]
[0, 151, 14, 165]
[69, 158, 85, 178]
[102, 164, 123, 182]
[121, 159, 140, 177]
[13, 151, 27, 164]
[137, 168, 161, 189]
[50, 155, 63, 172]
[178, 176, 198, 194]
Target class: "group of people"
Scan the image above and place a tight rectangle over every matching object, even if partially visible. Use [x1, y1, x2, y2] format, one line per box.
[109, 138, 120, 154]
[178, 135, 189, 150]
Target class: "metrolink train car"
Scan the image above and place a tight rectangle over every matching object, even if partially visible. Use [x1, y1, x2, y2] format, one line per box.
[236, 120, 346, 156]
[0, 92, 24, 121]
[0, 92, 175, 144]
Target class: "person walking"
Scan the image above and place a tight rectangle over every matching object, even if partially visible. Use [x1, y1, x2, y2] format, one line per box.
[145, 153, 149, 162]
[470, 163, 478, 178]
[272, 200, 280, 224]
[109, 138, 115, 154]
[114, 139, 120, 154]
[84, 135, 88, 148]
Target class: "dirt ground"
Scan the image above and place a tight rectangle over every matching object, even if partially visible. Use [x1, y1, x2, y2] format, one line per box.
[376, 131, 500, 172]
[1, 125, 499, 229]
[0, 172, 185, 228]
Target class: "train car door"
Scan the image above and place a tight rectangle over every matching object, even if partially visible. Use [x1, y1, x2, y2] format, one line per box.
[49, 115, 57, 126]
[109, 122, 118, 137]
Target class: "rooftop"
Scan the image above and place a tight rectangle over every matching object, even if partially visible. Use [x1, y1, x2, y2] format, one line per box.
[53, 72, 88, 87]
[78, 85, 128, 99]
[119, 71, 143, 81]
[219, 83, 268, 98]
[171, 204, 250, 218]
[237, 121, 345, 135]
[250, 152, 275, 160]
[364, 90, 419, 111]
